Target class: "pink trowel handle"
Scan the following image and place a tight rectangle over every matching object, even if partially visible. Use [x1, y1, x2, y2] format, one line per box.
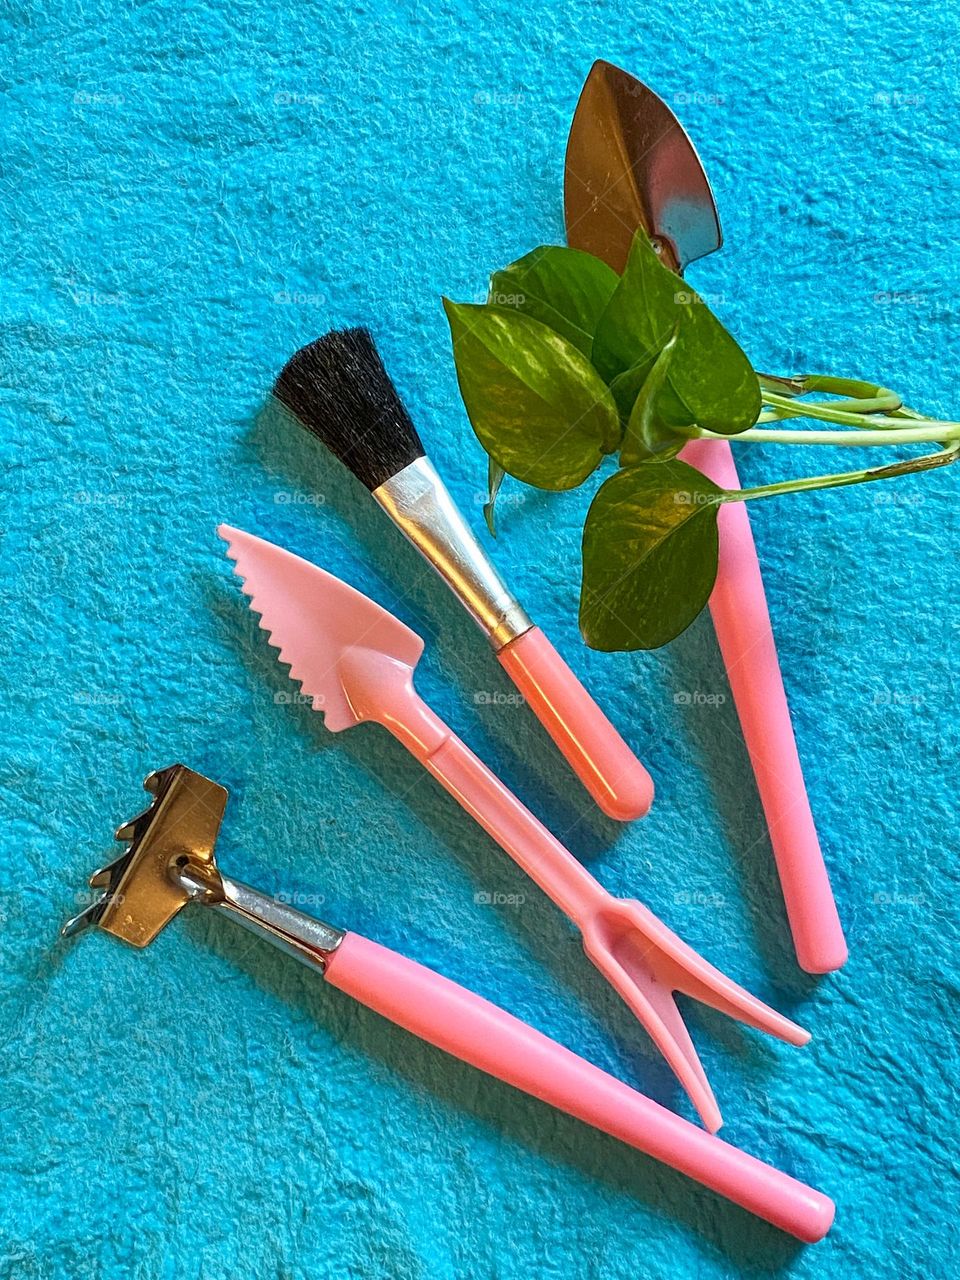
[497, 626, 654, 821]
[680, 438, 847, 974]
[342, 647, 809, 1132]
[340, 648, 609, 925]
[424, 732, 612, 926]
[407, 711, 807, 1132]
[325, 932, 834, 1241]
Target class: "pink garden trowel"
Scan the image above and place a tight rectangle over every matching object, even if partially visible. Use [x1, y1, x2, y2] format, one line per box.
[219, 524, 810, 1133]
[564, 61, 847, 974]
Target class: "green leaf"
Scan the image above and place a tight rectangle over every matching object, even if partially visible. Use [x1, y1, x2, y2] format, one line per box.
[443, 298, 621, 491]
[608, 353, 659, 420]
[609, 355, 693, 428]
[489, 245, 620, 356]
[592, 230, 761, 435]
[579, 461, 723, 651]
[592, 236, 671, 379]
[483, 457, 506, 536]
[620, 328, 685, 465]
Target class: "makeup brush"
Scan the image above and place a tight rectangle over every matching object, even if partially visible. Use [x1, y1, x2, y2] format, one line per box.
[273, 327, 654, 821]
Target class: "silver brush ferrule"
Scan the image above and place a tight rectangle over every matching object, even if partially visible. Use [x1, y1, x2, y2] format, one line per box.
[373, 457, 532, 650]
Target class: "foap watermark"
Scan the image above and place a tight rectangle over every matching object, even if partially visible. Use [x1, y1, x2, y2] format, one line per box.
[73, 490, 131, 508]
[873, 489, 925, 507]
[72, 690, 125, 707]
[473, 489, 525, 510]
[871, 889, 926, 909]
[673, 690, 727, 708]
[66, 285, 124, 307]
[73, 90, 125, 107]
[472, 89, 526, 108]
[273, 489, 326, 507]
[873, 91, 924, 108]
[274, 689, 324, 708]
[673, 889, 727, 910]
[673, 90, 725, 108]
[74, 887, 123, 907]
[870, 687, 924, 707]
[675, 289, 726, 307]
[273, 90, 324, 108]
[473, 690, 526, 707]
[673, 490, 716, 506]
[274, 889, 327, 908]
[474, 890, 526, 908]
[486, 290, 526, 308]
[273, 289, 327, 307]
[874, 290, 926, 308]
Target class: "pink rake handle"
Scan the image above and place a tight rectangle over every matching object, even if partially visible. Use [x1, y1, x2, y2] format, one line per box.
[680, 438, 847, 974]
[325, 931, 834, 1241]
[498, 626, 654, 821]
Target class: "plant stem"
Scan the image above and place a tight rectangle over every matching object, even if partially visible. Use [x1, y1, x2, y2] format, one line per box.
[760, 392, 919, 429]
[759, 398, 898, 423]
[704, 423, 960, 447]
[721, 443, 960, 505]
[758, 373, 903, 414]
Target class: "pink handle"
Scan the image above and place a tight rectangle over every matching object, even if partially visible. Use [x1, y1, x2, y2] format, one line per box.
[325, 932, 834, 1241]
[341, 646, 812, 1133]
[680, 438, 847, 973]
[421, 731, 611, 926]
[408, 728, 808, 1134]
[340, 647, 609, 925]
[498, 626, 654, 821]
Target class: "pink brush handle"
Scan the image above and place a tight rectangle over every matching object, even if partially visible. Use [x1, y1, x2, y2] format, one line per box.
[680, 438, 847, 974]
[498, 627, 654, 821]
[325, 931, 834, 1241]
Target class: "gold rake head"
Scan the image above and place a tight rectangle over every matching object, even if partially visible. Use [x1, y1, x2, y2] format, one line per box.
[62, 765, 229, 948]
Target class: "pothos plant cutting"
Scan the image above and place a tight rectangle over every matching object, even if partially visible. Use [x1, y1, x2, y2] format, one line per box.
[442, 230, 959, 650]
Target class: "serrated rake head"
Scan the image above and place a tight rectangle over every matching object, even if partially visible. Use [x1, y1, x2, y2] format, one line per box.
[61, 765, 228, 948]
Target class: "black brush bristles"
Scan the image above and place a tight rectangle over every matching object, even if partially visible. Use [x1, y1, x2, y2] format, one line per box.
[273, 327, 425, 491]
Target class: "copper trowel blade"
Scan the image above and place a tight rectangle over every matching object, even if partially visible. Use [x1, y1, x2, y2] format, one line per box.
[564, 60, 722, 274]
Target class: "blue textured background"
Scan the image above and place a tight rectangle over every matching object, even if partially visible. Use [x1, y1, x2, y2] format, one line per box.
[2, 2, 958, 1276]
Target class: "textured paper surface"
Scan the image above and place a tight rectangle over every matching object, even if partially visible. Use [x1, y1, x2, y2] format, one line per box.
[2, 1, 958, 1275]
